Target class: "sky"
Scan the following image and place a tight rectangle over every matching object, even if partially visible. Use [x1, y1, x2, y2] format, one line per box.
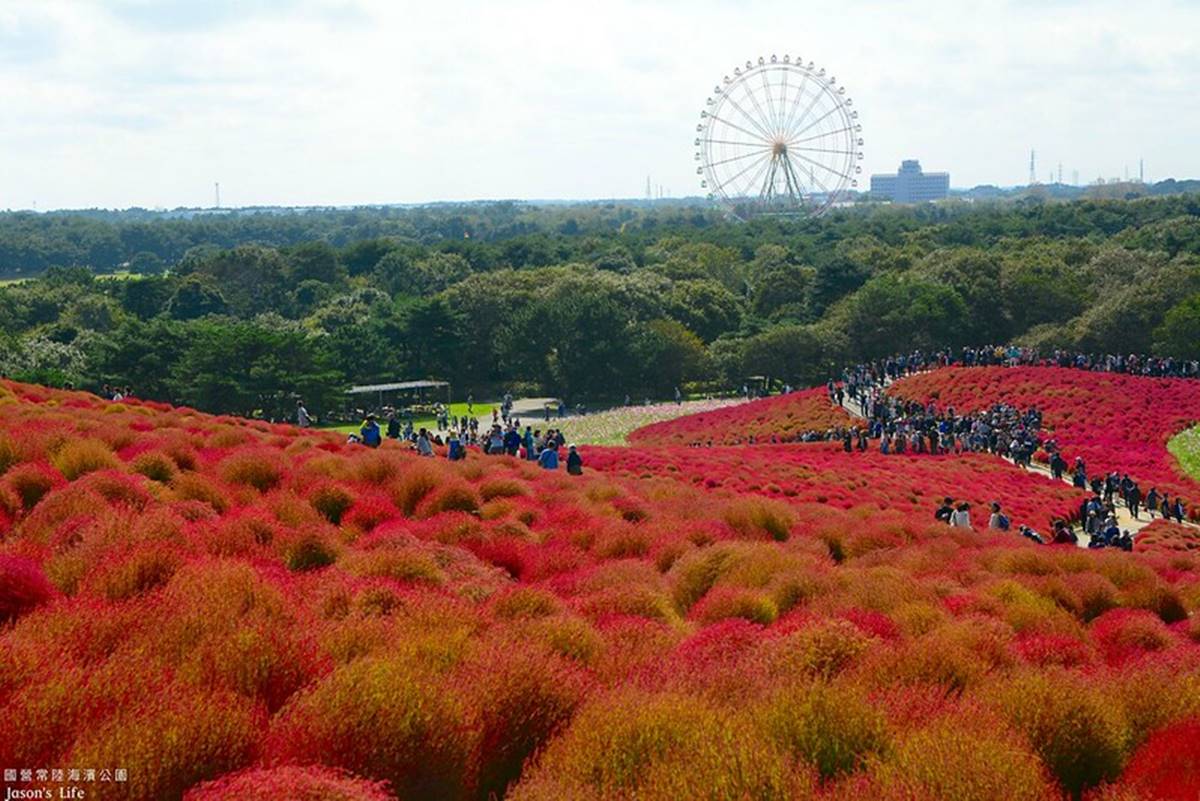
[0, 0, 1197, 210]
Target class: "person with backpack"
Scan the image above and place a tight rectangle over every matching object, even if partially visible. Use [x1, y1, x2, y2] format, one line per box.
[988, 502, 1010, 531]
[1127, 482, 1142, 519]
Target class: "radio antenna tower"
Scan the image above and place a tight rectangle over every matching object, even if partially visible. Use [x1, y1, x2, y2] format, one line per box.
[214, 182, 221, 209]
[645, 175, 652, 200]
[1057, 163, 1063, 184]
[1028, 150, 1036, 185]
[1139, 158, 1145, 183]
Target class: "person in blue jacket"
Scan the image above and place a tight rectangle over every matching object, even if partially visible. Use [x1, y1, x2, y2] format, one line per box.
[537, 443, 559, 469]
[360, 414, 382, 448]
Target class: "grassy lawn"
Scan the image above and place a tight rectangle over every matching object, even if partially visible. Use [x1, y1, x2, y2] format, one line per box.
[1168, 424, 1200, 480]
[319, 400, 495, 436]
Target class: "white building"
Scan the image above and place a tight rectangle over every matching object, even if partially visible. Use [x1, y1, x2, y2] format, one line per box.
[870, 160, 950, 203]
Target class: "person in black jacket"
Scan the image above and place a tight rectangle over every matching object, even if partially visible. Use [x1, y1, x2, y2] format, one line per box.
[935, 498, 954, 524]
[566, 445, 583, 476]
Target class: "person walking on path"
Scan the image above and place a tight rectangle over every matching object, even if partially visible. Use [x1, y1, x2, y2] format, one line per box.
[415, 428, 433, 456]
[1128, 483, 1142, 519]
[1146, 487, 1159, 519]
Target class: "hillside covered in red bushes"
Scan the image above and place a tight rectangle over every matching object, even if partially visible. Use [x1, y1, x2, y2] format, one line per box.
[889, 366, 1200, 519]
[3, 373, 1200, 800]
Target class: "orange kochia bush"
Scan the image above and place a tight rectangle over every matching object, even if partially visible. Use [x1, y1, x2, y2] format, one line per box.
[2, 376, 1200, 799]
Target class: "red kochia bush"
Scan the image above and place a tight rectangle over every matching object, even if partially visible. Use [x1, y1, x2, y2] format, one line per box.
[0, 555, 55, 622]
[183, 765, 394, 801]
[629, 386, 854, 446]
[458, 640, 591, 799]
[1115, 717, 1200, 800]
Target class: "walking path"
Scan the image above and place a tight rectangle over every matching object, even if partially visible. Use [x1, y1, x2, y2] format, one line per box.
[835, 382, 1172, 545]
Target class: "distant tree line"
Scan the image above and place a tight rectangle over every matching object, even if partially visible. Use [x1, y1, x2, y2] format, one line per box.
[1, 196, 1200, 418]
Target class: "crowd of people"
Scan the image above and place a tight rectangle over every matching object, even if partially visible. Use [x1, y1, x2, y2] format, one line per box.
[335, 405, 584, 475]
[295, 342, 1200, 520]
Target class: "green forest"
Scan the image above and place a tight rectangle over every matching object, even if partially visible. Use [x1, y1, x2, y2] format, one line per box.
[2, 196, 1200, 419]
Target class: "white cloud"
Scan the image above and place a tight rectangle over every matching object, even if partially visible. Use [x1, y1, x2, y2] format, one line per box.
[0, 0, 1196, 209]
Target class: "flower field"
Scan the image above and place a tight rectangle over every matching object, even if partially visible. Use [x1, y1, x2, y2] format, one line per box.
[888, 367, 1200, 520]
[630, 387, 856, 446]
[4, 374, 1200, 800]
[587, 443, 1086, 532]
[556, 398, 745, 445]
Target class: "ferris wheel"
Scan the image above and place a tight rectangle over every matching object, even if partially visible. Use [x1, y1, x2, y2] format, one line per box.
[695, 55, 863, 219]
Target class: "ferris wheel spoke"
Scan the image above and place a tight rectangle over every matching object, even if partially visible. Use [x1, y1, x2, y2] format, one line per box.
[779, 70, 811, 139]
[737, 78, 777, 143]
[759, 68, 780, 137]
[789, 149, 853, 185]
[704, 111, 772, 145]
[699, 137, 772, 148]
[738, 154, 776, 200]
[790, 144, 857, 156]
[787, 125, 855, 147]
[706, 146, 773, 170]
[717, 93, 775, 142]
[787, 103, 843, 144]
[783, 153, 818, 197]
[781, 82, 823, 144]
[777, 68, 791, 138]
[717, 151, 773, 200]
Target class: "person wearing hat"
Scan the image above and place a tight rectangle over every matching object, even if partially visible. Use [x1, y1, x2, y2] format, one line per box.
[566, 444, 583, 475]
[360, 414, 382, 448]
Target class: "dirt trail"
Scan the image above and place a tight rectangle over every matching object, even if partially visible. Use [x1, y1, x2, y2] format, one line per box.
[835, 384, 1181, 545]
